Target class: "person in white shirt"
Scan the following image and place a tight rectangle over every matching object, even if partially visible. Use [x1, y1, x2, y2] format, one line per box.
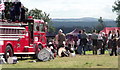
[110, 30, 117, 56]
[107, 31, 112, 54]
[116, 30, 120, 55]
[97, 32, 104, 55]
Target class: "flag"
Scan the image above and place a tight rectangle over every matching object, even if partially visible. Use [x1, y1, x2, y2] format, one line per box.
[0, 3, 5, 11]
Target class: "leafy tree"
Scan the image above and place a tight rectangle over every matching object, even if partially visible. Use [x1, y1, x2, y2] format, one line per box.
[95, 24, 104, 32]
[96, 17, 106, 31]
[28, 8, 42, 19]
[48, 23, 56, 33]
[28, 8, 51, 22]
[112, 0, 120, 27]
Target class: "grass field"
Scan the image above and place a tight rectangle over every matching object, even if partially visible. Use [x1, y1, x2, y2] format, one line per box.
[1, 53, 118, 68]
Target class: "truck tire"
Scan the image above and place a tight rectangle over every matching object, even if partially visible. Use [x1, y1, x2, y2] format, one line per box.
[38, 44, 42, 50]
[33, 44, 42, 59]
[4, 45, 13, 62]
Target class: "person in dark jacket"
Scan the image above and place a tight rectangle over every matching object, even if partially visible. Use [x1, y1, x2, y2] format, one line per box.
[101, 34, 107, 54]
[110, 30, 117, 56]
[77, 30, 82, 54]
[80, 29, 88, 55]
[20, 5, 25, 22]
[91, 30, 98, 55]
[14, 0, 21, 21]
[10, 5, 15, 22]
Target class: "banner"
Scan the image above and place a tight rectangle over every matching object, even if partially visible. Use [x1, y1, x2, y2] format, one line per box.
[0, 0, 5, 11]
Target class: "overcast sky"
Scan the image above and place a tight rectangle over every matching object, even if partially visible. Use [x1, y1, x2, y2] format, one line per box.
[20, 0, 117, 19]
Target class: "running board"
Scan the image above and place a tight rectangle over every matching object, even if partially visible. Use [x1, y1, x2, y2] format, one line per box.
[24, 46, 34, 48]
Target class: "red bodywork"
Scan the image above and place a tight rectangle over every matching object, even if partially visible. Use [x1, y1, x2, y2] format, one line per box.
[0, 19, 47, 56]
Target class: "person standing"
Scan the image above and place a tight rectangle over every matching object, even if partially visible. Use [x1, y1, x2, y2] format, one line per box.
[14, 0, 21, 21]
[55, 29, 66, 52]
[80, 29, 88, 55]
[10, 5, 15, 22]
[97, 32, 103, 55]
[116, 30, 120, 55]
[110, 30, 117, 56]
[116, 30, 120, 38]
[91, 30, 98, 55]
[87, 34, 92, 51]
[66, 37, 75, 53]
[73, 35, 78, 51]
[77, 30, 82, 54]
[107, 31, 112, 54]
[20, 5, 25, 22]
[102, 33, 107, 54]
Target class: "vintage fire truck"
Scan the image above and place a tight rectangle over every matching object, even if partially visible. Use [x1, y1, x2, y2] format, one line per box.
[0, 19, 47, 61]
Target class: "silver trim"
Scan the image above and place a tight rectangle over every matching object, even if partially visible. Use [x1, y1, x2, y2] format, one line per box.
[0, 34, 25, 35]
[14, 52, 35, 54]
[0, 36, 25, 38]
[0, 38, 19, 41]
[0, 27, 25, 29]
[1, 52, 35, 55]
[24, 46, 34, 48]
[0, 23, 22, 26]
[0, 53, 4, 55]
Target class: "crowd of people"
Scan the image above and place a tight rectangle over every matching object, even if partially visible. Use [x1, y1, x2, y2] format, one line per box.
[52, 29, 120, 57]
[1, 0, 26, 22]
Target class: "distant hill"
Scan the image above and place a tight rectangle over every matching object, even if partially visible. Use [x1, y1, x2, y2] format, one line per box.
[52, 17, 114, 22]
[51, 17, 117, 27]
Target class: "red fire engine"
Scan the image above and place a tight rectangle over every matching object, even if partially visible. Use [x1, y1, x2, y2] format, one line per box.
[0, 19, 47, 61]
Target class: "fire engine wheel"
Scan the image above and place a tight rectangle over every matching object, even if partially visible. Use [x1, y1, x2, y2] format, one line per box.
[33, 44, 43, 59]
[5, 45, 13, 61]
[38, 44, 42, 50]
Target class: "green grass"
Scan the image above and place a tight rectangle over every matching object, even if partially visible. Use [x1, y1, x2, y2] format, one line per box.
[86, 50, 109, 54]
[1, 54, 118, 68]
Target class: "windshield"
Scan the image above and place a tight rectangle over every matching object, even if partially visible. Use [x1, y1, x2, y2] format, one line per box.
[34, 23, 45, 32]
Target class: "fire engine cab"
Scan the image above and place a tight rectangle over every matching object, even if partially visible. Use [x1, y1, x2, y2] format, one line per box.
[0, 19, 47, 61]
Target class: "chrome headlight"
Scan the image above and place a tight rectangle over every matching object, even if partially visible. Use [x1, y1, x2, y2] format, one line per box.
[0, 40, 4, 45]
[34, 37, 38, 42]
